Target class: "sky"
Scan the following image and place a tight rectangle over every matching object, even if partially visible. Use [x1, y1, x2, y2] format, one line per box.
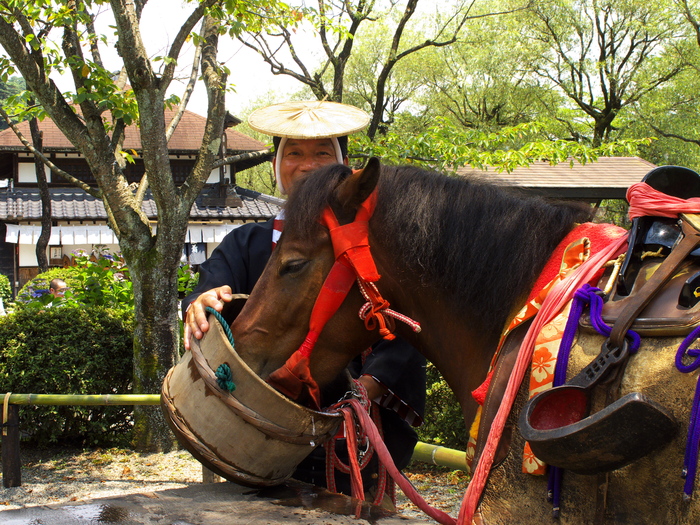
[140, 2, 308, 116]
[49, 1, 312, 119]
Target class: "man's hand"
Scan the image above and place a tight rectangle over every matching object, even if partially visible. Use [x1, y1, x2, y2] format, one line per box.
[183, 285, 234, 350]
[358, 374, 388, 402]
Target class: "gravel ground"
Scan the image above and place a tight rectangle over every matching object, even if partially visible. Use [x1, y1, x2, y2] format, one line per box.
[0, 447, 469, 522]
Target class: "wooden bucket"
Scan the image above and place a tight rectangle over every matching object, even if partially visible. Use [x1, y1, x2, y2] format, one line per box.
[161, 312, 341, 486]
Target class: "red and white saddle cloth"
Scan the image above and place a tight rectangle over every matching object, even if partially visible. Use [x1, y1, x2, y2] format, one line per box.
[466, 221, 627, 475]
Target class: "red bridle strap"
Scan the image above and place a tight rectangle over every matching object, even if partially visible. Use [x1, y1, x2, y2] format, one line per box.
[320, 190, 396, 340]
[267, 189, 399, 408]
[266, 260, 357, 409]
[320, 189, 380, 283]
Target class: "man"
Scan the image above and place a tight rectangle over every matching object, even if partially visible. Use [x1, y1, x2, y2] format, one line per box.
[49, 278, 68, 298]
[183, 100, 425, 505]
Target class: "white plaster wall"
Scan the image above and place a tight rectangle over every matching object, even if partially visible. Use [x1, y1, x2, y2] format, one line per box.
[18, 162, 51, 183]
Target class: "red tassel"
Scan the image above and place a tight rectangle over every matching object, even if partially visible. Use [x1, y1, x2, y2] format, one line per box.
[267, 352, 321, 410]
[471, 370, 493, 405]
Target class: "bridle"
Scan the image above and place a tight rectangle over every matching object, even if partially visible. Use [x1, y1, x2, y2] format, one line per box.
[266, 188, 420, 409]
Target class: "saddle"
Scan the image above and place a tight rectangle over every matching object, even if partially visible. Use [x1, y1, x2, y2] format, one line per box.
[586, 165, 700, 335]
[475, 166, 700, 476]
[519, 166, 700, 474]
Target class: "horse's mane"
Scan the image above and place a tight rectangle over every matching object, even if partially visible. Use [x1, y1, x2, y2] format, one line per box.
[284, 162, 593, 335]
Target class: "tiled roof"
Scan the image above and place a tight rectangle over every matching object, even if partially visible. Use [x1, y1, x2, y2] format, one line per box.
[0, 108, 267, 153]
[0, 186, 282, 221]
[457, 157, 657, 199]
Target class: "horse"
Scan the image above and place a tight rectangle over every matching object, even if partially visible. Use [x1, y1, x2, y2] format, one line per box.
[229, 157, 700, 524]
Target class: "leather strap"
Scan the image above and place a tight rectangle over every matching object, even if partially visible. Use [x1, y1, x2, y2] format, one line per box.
[609, 215, 700, 348]
[473, 321, 531, 470]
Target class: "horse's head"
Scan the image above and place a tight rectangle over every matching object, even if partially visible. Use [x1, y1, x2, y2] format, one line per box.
[231, 157, 384, 405]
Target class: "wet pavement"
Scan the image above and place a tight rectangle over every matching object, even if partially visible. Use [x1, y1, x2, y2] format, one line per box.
[0, 480, 428, 524]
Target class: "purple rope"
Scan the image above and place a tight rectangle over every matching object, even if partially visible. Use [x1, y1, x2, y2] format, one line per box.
[553, 283, 640, 387]
[675, 325, 700, 498]
[547, 283, 641, 516]
[551, 286, 587, 386]
[547, 463, 563, 519]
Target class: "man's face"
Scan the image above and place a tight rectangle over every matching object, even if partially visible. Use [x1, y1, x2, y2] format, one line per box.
[50, 283, 67, 297]
[273, 138, 346, 193]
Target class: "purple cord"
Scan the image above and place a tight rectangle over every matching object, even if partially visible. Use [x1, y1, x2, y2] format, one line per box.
[675, 325, 700, 498]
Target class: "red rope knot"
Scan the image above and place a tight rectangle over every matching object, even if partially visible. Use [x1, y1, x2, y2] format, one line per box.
[360, 299, 397, 340]
[357, 280, 421, 339]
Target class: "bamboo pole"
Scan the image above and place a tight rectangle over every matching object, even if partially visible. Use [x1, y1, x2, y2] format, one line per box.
[6, 394, 161, 406]
[1, 393, 161, 488]
[411, 441, 469, 472]
[3, 393, 469, 475]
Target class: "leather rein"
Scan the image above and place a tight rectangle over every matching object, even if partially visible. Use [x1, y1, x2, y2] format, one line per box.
[266, 189, 421, 409]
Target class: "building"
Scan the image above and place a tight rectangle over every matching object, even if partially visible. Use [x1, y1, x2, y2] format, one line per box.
[457, 157, 657, 200]
[0, 109, 282, 293]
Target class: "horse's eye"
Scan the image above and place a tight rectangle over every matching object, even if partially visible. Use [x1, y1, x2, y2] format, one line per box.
[280, 259, 308, 276]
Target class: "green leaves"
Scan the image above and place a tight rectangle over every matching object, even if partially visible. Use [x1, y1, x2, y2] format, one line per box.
[418, 363, 467, 448]
[177, 264, 199, 296]
[17, 249, 200, 311]
[65, 59, 139, 126]
[17, 248, 134, 311]
[211, 0, 306, 36]
[352, 117, 652, 174]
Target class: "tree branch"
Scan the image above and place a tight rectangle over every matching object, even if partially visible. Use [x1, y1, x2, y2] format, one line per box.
[160, 0, 217, 90]
[62, 2, 102, 123]
[132, 18, 208, 205]
[180, 14, 227, 207]
[83, 1, 105, 68]
[110, 0, 156, 92]
[211, 149, 270, 170]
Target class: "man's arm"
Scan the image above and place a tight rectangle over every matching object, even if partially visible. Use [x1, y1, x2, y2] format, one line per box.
[183, 221, 274, 349]
[359, 337, 427, 426]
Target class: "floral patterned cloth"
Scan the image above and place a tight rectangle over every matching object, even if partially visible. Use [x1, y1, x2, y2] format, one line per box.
[465, 223, 626, 474]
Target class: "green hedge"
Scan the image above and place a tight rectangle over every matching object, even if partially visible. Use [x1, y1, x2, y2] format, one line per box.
[0, 305, 135, 447]
[16, 266, 83, 303]
[0, 273, 11, 304]
[417, 363, 468, 450]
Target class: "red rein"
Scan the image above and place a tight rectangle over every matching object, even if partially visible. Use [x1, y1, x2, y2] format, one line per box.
[266, 189, 399, 409]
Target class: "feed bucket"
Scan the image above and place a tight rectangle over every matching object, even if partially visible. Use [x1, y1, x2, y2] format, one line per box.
[161, 313, 341, 486]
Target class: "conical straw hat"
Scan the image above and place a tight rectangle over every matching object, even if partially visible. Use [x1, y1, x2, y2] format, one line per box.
[248, 100, 370, 139]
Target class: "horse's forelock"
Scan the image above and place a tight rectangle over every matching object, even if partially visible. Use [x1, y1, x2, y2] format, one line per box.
[284, 163, 354, 238]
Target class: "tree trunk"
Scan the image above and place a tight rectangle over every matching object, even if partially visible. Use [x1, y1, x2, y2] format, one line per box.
[592, 111, 616, 148]
[29, 118, 50, 272]
[127, 243, 182, 451]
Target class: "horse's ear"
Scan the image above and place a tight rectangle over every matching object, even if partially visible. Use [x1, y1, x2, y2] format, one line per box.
[335, 157, 380, 214]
